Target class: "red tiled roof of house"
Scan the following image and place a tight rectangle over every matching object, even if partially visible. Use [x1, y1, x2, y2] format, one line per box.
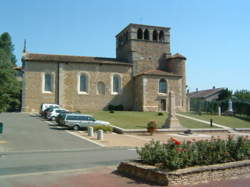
[136, 69, 181, 77]
[22, 53, 132, 66]
[188, 88, 224, 99]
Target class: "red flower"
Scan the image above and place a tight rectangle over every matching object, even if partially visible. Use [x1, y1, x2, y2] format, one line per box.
[171, 137, 182, 145]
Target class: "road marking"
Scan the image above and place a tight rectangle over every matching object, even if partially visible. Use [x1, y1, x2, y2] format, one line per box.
[128, 148, 136, 151]
[66, 130, 105, 147]
[0, 140, 7, 144]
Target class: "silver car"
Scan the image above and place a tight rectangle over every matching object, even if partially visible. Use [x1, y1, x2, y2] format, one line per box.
[62, 113, 110, 130]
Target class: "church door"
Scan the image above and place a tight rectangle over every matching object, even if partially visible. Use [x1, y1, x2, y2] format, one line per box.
[160, 99, 166, 111]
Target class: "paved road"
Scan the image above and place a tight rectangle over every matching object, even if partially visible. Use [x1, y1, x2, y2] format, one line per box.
[0, 147, 137, 176]
[0, 113, 99, 152]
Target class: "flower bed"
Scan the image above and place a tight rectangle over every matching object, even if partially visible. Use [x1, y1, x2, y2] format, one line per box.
[117, 136, 250, 185]
[137, 136, 250, 171]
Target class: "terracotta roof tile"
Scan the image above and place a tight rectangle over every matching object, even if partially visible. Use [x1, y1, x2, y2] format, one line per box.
[168, 53, 186, 60]
[188, 88, 224, 99]
[22, 53, 132, 66]
[136, 69, 181, 77]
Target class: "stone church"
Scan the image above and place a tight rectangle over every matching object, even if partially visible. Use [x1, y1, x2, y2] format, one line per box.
[21, 23, 187, 113]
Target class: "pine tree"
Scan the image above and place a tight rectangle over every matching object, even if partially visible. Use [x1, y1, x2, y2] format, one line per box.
[0, 32, 16, 66]
[0, 32, 20, 112]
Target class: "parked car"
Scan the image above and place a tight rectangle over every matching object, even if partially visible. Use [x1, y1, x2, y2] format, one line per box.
[44, 106, 62, 119]
[40, 104, 59, 117]
[62, 113, 110, 130]
[47, 108, 69, 121]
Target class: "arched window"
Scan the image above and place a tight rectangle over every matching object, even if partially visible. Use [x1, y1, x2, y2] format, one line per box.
[159, 30, 164, 42]
[44, 73, 53, 92]
[159, 79, 167, 93]
[97, 81, 105, 95]
[79, 73, 88, 93]
[144, 29, 149, 40]
[112, 74, 121, 94]
[137, 28, 143, 39]
[153, 30, 158, 41]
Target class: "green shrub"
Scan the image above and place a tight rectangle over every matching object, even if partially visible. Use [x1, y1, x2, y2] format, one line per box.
[91, 125, 113, 132]
[147, 121, 157, 135]
[158, 112, 163, 116]
[108, 104, 124, 111]
[137, 136, 250, 171]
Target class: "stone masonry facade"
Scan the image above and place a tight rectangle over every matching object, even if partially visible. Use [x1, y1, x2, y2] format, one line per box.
[22, 23, 187, 113]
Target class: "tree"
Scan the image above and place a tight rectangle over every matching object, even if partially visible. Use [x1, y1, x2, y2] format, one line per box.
[234, 90, 250, 102]
[217, 88, 232, 101]
[0, 32, 16, 66]
[0, 32, 20, 112]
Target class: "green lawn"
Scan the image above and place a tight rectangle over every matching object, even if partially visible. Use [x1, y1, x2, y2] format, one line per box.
[181, 112, 250, 128]
[90, 111, 215, 129]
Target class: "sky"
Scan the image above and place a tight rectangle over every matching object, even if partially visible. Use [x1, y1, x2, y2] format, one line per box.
[0, 0, 249, 92]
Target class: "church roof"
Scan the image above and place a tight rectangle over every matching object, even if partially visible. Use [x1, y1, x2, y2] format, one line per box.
[136, 69, 182, 77]
[167, 53, 186, 60]
[22, 53, 132, 66]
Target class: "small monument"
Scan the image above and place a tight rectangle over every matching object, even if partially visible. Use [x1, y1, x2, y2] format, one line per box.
[218, 106, 221, 116]
[224, 99, 234, 116]
[162, 91, 182, 129]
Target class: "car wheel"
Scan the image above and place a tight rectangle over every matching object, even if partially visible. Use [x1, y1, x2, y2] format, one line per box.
[73, 125, 80, 131]
[51, 116, 56, 121]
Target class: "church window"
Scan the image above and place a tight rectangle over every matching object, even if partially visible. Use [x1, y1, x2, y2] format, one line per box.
[112, 74, 121, 94]
[137, 28, 143, 39]
[159, 30, 164, 42]
[97, 81, 105, 95]
[79, 73, 88, 93]
[144, 29, 149, 40]
[153, 30, 158, 41]
[44, 73, 53, 92]
[159, 79, 167, 93]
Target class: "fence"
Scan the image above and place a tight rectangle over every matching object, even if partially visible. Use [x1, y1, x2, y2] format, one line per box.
[190, 98, 250, 116]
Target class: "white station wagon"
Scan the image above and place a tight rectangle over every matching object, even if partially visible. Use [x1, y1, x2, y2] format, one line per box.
[62, 113, 110, 130]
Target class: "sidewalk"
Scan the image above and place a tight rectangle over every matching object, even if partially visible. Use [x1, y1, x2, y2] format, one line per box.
[1, 166, 250, 187]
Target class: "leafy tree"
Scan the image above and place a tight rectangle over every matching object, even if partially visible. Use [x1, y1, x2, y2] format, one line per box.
[0, 32, 16, 66]
[218, 88, 232, 101]
[234, 90, 250, 102]
[0, 32, 21, 112]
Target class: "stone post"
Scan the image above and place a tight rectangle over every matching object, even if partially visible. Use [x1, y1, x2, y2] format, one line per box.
[218, 106, 221, 116]
[88, 127, 94, 137]
[224, 99, 234, 116]
[228, 99, 233, 112]
[97, 129, 104, 140]
[162, 91, 182, 129]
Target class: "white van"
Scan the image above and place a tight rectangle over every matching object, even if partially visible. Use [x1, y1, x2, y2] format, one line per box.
[40, 103, 59, 115]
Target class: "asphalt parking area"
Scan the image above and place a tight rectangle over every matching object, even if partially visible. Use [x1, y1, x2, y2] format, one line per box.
[0, 113, 100, 152]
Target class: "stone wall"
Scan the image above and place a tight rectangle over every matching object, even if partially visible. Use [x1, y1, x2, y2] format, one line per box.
[118, 160, 250, 186]
[22, 61, 58, 112]
[61, 62, 134, 112]
[22, 61, 134, 112]
[137, 75, 185, 112]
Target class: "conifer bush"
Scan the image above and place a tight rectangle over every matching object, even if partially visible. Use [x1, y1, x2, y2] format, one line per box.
[136, 136, 250, 171]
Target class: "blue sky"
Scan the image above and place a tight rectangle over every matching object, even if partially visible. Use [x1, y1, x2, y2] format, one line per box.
[1, 0, 249, 91]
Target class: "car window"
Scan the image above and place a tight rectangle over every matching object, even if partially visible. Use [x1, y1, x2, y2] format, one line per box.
[87, 117, 95, 121]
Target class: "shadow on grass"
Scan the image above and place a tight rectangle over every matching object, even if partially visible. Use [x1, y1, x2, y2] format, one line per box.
[234, 115, 250, 123]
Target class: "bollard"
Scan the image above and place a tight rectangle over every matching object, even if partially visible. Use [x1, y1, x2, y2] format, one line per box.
[88, 127, 94, 137]
[97, 129, 104, 140]
[0, 122, 3, 134]
[210, 119, 213, 127]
